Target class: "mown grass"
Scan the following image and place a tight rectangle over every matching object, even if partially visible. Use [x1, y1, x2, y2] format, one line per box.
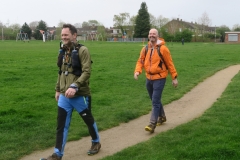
[102, 72, 240, 160]
[0, 40, 239, 160]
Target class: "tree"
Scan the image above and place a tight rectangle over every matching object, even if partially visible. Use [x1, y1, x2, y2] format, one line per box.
[113, 12, 130, 35]
[82, 21, 89, 27]
[33, 20, 48, 40]
[97, 25, 106, 41]
[198, 12, 211, 41]
[156, 15, 169, 30]
[29, 21, 38, 30]
[88, 20, 100, 26]
[82, 20, 100, 27]
[0, 21, 3, 28]
[129, 15, 137, 38]
[149, 13, 157, 28]
[232, 24, 240, 31]
[160, 27, 173, 42]
[74, 23, 82, 28]
[9, 23, 21, 32]
[134, 2, 151, 38]
[216, 25, 230, 42]
[181, 29, 193, 42]
[21, 22, 32, 39]
[57, 21, 65, 28]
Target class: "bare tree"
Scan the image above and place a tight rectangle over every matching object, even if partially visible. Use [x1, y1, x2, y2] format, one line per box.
[198, 12, 211, 41]
[74, 23, 82, 28]
[232, 24, 240, 31]
[57, 20, 65, 28]
[0, 21, 3, 27]
[156, 15, 169, 29]
[113, 12, 130, 35]
[88, 20, 99, 26]
[129, 15, 136, 26]
[198, 12, 211, 26]
[149, 13, 157, 28]
[29, 21, 39, 30]
[9, 23, 21, 32]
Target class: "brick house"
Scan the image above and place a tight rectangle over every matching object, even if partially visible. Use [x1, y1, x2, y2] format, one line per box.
[163, 18, 217, 41]
[225, 32, 240, 43]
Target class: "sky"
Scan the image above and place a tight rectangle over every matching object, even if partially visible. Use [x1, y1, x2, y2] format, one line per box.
[0, 0, 239, 29]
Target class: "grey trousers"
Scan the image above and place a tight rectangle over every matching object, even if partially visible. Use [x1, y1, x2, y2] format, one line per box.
[146, 78, 166, 125]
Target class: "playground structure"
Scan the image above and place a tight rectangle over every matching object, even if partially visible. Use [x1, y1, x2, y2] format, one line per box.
[39, 29, 56, 41]
[16, 30, 29, 42]
[80, 32, 103, 42]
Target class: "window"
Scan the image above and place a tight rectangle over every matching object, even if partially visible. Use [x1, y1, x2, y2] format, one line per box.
[228, 34, 238, 41]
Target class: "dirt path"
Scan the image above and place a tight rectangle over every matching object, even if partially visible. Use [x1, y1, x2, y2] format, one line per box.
[21, 65, 240, 160]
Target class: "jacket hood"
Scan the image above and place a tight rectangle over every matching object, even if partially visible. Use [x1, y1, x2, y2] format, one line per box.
[148, 38, 166, 47]
[157, 38, 165, 45]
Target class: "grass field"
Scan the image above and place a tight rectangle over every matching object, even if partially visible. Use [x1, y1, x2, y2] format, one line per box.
[0, 40, 240, 160]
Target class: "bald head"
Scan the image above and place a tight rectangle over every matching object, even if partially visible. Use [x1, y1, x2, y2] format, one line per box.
[148, 28, 159, 45]
[149, 29, 159, 36]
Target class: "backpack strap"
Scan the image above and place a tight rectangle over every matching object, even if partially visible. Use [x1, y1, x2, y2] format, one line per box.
[145, 45, 148, 56]
[145, 45, 168, 70]
[157, 45, 168, 70]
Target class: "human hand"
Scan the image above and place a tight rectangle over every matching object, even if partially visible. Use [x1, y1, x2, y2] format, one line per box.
[55, 91, 61, 101]
[134, 72, 139, 80]
[172, 78, 178, 88]
[65, 88, 76, 98]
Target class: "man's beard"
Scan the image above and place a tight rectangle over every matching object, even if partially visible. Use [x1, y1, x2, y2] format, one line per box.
[62, 39, 72, 46]
[149, 37, 156, 42]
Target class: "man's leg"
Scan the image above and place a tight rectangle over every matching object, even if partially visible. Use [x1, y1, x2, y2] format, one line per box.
[71, 96, 101, 155]
[55, 94, 73, 157]
[149, 78, 166, 124]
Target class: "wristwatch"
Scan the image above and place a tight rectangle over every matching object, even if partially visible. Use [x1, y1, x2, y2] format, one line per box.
[69, 84, 78, 92]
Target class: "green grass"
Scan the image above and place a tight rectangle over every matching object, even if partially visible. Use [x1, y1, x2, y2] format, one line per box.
[0, 40, 240, 160]
[102, 73, 240, 160]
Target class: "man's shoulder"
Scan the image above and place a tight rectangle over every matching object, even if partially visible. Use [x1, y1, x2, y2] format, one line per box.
[78, 45, 89, 53]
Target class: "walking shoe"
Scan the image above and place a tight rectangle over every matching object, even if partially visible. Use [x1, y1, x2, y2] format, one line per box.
[156, 116, 167, 126]
[40, 153, 62, 160]
[145, 124, 156, 133]
[88, 142, 101, 155]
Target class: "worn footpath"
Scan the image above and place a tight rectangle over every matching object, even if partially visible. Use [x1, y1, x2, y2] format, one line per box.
[20, 65, 240, 160]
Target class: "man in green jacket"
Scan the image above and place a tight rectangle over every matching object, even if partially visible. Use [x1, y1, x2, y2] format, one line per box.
[41, 24, 101, 160]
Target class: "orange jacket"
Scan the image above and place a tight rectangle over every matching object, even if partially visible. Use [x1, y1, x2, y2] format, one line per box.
[134, 38, 177, 80]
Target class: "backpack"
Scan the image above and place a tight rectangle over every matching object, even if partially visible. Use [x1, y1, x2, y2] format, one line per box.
[57, 42, 84, 76]
[145, 45, 168, 69]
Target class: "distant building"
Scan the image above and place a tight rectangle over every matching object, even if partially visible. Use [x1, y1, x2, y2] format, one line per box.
[164, 18, 216, 35]
[225, 32, 240, 43]
[163, 18, 218, 41]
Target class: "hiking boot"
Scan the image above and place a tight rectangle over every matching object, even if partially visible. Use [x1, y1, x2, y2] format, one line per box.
[40, 153, 62, 160]
[88, 142, 101, 155]
[156, 116, 167, 126]
[145, 124, 156, 133]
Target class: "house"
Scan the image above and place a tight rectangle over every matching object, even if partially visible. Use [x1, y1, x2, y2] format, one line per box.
[163, 18, 217, 41]
[225, 32, 240, 43]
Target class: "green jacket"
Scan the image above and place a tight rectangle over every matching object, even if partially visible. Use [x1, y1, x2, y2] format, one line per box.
[55, 44, 91, 96]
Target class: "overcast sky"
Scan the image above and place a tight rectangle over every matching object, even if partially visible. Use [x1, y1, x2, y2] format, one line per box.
[1, 0, 239, 29]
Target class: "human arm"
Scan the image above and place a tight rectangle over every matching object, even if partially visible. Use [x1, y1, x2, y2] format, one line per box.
[134, 47, 146, 80]
[55, 91, 61, 101]
[134, 72, 140, 80]
[70, 46, 91, 89]
[161, 46, 178, 88]
[172, 78, 178, 88]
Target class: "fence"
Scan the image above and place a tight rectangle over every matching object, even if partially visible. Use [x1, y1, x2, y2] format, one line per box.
[107, 38, 148, 42]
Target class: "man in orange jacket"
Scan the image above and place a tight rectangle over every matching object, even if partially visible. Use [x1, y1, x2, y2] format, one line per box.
[134, 28, 178, 133]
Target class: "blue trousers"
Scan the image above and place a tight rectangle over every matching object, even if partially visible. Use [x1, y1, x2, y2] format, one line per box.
[146, 78, 166, 125]
[54, 94, 100, 157]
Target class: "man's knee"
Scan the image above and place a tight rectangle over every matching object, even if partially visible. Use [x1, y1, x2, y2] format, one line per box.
[79, 109, 94, 125]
